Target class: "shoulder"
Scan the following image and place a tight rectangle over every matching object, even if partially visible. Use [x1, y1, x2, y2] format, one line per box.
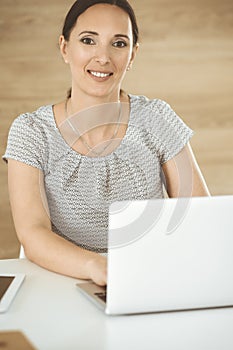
[129, 94, 173, 115]
[9, 105, 56, 143]
[11, 105, 53, 128]
[129, 94, 194, 161]
[129, 94, 179, 127]
[4, 105, 54, 170]
[7, 105, 56, 152]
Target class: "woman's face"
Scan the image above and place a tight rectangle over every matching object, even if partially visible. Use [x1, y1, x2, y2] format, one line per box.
[60, 3, 138, 100]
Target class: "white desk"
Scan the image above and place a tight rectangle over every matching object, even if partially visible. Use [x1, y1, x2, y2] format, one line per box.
[0, 259, 233, 350]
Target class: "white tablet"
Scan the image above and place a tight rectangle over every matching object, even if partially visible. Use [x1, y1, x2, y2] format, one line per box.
[0, 273, 25, 313]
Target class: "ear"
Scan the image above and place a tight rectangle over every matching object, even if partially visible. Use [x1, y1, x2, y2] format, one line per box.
[59, 35, 69, 64]
[128, 43, 139, 70]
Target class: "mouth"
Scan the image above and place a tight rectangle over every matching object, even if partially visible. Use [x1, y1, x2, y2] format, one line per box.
[87, 70, 113, 79]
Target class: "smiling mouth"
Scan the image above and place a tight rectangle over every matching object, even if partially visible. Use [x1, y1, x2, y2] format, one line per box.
[88, 70, 113, 78]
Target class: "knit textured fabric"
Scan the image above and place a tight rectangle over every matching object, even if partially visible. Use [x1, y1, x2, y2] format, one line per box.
[3, 94, 193, 252]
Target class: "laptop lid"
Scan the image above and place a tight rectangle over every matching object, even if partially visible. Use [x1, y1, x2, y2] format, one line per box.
[105, 195, 233, 315]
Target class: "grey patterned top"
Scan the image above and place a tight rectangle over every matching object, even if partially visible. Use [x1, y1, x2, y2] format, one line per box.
[3, 94, 193, 252]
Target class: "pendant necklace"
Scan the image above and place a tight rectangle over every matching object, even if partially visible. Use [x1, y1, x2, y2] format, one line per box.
[64, 98, 122, 156]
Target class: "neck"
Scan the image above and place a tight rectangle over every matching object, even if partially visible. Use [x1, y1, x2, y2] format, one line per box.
[69, 89, 122, 114]
[65, 92, 125, 141]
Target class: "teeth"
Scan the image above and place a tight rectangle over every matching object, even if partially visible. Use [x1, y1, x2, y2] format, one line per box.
[90, 71, 111, 78]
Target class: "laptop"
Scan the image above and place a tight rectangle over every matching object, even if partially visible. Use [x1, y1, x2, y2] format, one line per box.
[76, 195, 233, 315]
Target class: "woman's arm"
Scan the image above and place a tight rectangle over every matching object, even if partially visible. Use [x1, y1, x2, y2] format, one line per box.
[162, 142, 210, 198]
[7, 159, 107, 286]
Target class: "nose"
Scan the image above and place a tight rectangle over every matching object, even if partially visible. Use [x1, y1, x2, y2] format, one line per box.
[94, 45, 111, 65]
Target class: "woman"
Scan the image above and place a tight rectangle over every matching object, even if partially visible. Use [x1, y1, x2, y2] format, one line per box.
[3, 0, 209, 286]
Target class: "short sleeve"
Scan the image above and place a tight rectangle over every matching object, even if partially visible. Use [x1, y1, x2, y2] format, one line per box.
[2, 113, 45, 170]
[150, 99, 194, 164]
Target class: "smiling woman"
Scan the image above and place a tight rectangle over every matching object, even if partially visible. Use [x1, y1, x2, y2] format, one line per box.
[59, 2, 138, 106]
[2, 0, 209, 286]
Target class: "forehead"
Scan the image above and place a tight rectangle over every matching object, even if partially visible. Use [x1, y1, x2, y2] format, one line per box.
[73, 3, 132, 36]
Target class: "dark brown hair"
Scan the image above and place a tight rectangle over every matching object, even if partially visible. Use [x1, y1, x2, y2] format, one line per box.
[62, 0, 139, 45]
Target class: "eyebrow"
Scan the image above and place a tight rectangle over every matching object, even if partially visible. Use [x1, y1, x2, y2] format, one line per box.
[78, 31, 130, 40]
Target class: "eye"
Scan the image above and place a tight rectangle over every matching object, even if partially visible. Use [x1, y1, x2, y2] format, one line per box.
[112, 40, 127, 48]
[80, 37, 95, 45]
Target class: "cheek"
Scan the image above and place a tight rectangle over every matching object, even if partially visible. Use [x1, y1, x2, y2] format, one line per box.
[114, 51, 132, 70]
[69, 47, 93, 65]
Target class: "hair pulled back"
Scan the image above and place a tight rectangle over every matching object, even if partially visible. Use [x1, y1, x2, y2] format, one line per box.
[62, 0, 139, 46]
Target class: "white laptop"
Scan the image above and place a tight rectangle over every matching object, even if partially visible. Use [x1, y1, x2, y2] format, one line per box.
[76, 195, 233, 315]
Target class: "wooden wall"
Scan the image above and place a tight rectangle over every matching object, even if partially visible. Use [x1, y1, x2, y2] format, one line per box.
[0, 0, 233, 258]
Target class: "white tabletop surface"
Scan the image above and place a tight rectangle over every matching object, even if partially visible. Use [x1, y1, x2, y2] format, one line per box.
[0, 259, 233, 350]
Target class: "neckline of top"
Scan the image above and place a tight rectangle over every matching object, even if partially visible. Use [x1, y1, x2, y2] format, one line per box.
[49, 94, 136, 162]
